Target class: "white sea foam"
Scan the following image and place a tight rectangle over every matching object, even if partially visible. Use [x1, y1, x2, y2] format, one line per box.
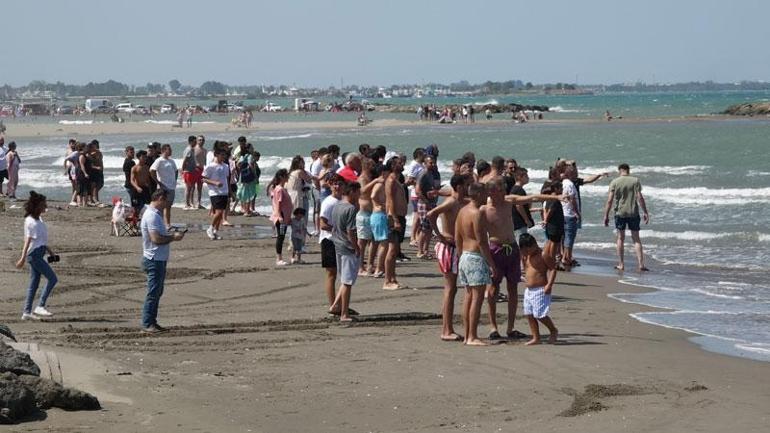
[580, 165, 710, 176]
[579, 185, 770, 205]
[473, 99, 498, 106]
[58, 120, 99, 125]
[257, 133, 314, 141]
[734, 343, 770, 355]
[758, 234, 770, 242]
[640, 230, 730, 241]
[574, 242, 617, 250]
[548, 105, 586, 113]
[690, 288, 744, 300]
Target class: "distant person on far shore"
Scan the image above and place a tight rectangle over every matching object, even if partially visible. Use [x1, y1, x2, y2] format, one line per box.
[140, 189, 185, 334]
[518, 233, 559, 345]
[603, 163, 649, 272]
[604, 110, 613, 121]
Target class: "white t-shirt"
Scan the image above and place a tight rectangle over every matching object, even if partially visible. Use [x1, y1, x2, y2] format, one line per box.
[318, 195, 340, 242]
[310, 158, 323, 178]
[202, 162, 230, 196]
[150, 156, 178, 191]
[562, 178, 579, 218]
[406, 160, 424, 199]
[24, 216, 48, 254]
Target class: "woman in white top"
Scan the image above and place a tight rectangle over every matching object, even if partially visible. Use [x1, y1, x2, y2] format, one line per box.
[15, 191, 58, 320]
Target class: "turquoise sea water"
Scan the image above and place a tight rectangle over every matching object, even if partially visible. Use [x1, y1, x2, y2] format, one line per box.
[4, 91, 769, 362]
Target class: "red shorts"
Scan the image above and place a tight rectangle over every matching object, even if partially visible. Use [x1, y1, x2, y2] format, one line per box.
[183, 167, 203, 185]
[435, 241, 458, 275]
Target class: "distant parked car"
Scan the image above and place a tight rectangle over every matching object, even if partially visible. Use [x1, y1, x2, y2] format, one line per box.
[115, 103, 137, 113]
[262, 102, 283, 112]
[56, 105, 74, 115]
[160, 104, 176, 114]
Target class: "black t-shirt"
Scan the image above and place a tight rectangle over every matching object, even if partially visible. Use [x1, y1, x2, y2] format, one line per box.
[510, 185, 533, 230]
[123, 158, 135, 189]
[545, 200, 564, 235]
[575, 177, 585, 213]
[417, 169, 441, 206]
[503, 175, 515, 194]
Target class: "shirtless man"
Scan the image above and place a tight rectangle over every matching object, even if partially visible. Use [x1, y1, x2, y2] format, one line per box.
[356, 157, 376, 275]
[427, 174, 468, 341]
[455, 182, 497, 346]
[193, 135, 207, 209]
[481, 178, 559, 340]
[383, 156, 408, 290]
[479, 156, 505, 184]
[370, 163, 391, 277]
[130, 150, 154, 217]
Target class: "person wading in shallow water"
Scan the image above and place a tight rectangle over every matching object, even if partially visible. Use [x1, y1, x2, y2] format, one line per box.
[603, 163, 650, 272]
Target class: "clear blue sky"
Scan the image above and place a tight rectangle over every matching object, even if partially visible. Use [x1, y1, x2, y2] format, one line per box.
[2, 0, 769, 87]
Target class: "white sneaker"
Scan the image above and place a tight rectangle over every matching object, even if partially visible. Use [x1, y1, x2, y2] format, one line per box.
[276, 260, 289, 266]
[206, 226, 216, 240]
[34, 306, 53, 317]
[21, 313, 40, 321]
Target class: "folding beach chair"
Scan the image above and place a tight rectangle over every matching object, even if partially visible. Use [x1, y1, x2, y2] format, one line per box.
[111, 196, 140, 237]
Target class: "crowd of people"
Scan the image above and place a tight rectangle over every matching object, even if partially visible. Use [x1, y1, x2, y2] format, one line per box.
[11, 133, 651, 346]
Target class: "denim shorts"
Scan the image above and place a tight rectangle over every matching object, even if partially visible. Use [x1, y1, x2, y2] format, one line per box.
[564, 216, 579, 248]
[615, 215, 641, 231]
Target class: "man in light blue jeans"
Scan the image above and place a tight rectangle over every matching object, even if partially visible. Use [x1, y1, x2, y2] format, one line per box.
[140, 189, 184, 333]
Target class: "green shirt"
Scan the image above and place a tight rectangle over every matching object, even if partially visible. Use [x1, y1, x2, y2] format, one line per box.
[609, 175, 642, 217]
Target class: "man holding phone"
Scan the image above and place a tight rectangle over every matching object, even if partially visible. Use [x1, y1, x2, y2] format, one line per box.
[140, 189, 185, 333]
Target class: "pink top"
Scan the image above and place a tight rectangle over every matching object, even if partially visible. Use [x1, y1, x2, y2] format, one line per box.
[271, 185, 293, 224]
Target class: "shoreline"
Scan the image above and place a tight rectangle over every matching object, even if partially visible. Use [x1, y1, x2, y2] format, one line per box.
[1, 113, 768, 139]
[0, 203, 767, 432]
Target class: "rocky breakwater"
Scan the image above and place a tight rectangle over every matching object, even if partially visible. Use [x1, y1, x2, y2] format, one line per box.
[374, 102, 550, 114]
[722, 102, 770, 116]
[0, 340, 100, 424]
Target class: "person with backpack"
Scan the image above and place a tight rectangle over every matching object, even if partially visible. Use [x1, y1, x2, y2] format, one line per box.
[237, 143, 258, 216]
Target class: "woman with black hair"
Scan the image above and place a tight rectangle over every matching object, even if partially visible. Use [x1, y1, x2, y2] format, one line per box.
[15, 191, 59, 320]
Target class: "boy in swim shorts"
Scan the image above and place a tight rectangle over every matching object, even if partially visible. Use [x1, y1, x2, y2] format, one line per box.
[518, 233, 559, 345]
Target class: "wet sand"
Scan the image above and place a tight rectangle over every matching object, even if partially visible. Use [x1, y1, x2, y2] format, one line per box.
[0, 203, 767, 432]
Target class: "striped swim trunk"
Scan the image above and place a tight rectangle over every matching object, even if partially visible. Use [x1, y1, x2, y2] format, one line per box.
[435, 241, 458, 274]
[523, 286, 551, 319]
[457, 251, 491, 287]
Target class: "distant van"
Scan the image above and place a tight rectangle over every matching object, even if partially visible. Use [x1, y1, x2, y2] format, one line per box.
[115, 103, 137, 113]
[85, 99, 112, 113]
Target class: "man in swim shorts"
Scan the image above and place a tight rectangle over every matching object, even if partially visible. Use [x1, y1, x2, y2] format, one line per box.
[370, 163, 391, 276]
[482, 178, 558, 340]
[455, 182, 497, 346]
[356, 157, 376, 275]
[383, 156, 408, 290]
[427, 174, 468, 341]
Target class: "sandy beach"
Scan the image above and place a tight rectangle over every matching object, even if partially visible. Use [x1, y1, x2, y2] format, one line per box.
[1, 114, 761, 140]
[0, 202, 767, 432]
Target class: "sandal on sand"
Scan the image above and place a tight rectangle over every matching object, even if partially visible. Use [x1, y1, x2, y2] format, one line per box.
[495, 293, 508, 303]
[507, 330, 529, 340]
[382, 283, 408, 291]
[328, 308, 359, 316]
[372, 271, 385, 278]
[488, 330, 504, 340]
[441, 334, 464, 342]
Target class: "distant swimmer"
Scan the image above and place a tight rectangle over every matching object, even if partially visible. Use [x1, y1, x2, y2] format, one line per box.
[604, 110, 613, 121]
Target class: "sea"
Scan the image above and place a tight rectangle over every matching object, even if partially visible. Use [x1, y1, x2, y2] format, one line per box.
[3, 90, 770, 362]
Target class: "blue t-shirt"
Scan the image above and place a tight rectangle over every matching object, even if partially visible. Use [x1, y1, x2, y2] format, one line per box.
[141, 206, 169, 261]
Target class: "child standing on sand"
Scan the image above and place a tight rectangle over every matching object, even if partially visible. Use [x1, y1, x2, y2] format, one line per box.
[518, 233, 558, 345]
[290, 208, 307, 264]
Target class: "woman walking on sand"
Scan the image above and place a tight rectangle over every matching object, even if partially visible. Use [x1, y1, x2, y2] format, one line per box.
[15, 191, 59, 320]
[270, 169, 293, 266]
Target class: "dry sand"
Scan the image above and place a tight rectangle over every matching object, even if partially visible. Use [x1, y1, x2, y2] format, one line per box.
[0, 203, 767, 432]
[1, 114, 761, 139]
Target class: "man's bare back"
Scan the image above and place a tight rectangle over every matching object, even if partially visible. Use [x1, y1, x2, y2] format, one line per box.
[132, 165, 152, 190]
[358, 171, 374, 212]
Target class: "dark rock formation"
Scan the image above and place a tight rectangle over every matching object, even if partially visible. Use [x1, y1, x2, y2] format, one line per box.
[0, 342, 40, 376]
[723, 102, 770, 116]
[0, 340, 100, 424]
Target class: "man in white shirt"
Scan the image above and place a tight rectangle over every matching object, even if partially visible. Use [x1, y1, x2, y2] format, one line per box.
[202, 150, 229, 240]
[140, 189, 185, 333]
[150, 144, 178, 227]
[318, 174, 344, 313]
[561, 165, 580, 269]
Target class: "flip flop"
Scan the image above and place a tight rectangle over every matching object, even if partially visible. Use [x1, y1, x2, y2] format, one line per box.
[328, 308, 359, 316]
[441, 334, 464, 342]
[614, 265, 625, 271]
[507, 330, 529, 340]
[639, 266, 650, 272]
[488, 330, 504, 340]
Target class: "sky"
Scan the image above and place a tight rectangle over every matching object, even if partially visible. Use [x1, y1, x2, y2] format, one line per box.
[1, 0, 769, 87]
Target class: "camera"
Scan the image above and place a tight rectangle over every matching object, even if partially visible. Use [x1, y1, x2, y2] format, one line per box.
[47, 254, 60, 263]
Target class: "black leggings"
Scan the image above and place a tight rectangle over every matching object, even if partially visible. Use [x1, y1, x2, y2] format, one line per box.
[275, 221, 287, 255]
